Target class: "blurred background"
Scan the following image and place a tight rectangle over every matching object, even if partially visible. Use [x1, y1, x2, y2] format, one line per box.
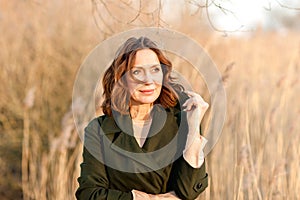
[0, 0, 299, 199]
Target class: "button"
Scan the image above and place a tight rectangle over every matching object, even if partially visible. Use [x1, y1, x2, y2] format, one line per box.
[196, 183, 202, 190]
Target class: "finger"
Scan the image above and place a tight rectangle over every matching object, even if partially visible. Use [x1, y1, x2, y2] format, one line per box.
[182, 99, 192, 110]
[184, 101, 197, 111]
[201, 102, 209, 109]
[185, 91, 205, 102]
[183, 104, 192, 111]
[194, 96, 208, 108]
[182, 98, 193, 108]
[184, 90, 196, 97]
[182, 100, 187, 108]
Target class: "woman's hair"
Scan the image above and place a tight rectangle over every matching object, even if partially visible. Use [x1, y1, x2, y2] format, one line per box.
[101, 36, 183, 116]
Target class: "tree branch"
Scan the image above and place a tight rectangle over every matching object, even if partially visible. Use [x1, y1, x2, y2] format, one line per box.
[276, 0, 300, 10]
[205, 0, 244, 35]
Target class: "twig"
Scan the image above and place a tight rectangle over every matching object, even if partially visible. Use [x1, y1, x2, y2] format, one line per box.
[157, 0, 162, 27]
[127, 0, 142, 24]
[276, 0, 300, 10]
[205, 0, 244, 35]
[91, 0, 113, 36]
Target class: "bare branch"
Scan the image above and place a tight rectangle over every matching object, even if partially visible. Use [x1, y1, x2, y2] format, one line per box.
[92, 0, 264, 35]
[99, 0, 126, 24]
[276, 0, 300, 10]
[119, 0, 161, 15]
[91, 0, 167, 34]
[127, 0, 142, 24]
[119, 0, 132, 7]
[157, 0, 162, 27]
[91, 0, 113, 36]
[263, 0, 272, 11]
[187, 0, 210, 8]
[205, 0, 245, 35]
[211, 0, 235, 16]
[186, 0, 212, 16]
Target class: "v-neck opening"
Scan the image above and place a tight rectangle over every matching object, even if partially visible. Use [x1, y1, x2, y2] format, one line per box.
[132, 117, 152, 149]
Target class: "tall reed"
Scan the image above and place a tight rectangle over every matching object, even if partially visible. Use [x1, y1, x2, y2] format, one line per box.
[0, 1, 299, 200]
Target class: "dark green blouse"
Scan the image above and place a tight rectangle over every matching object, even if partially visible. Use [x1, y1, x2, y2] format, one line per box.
[76, 106, 208, 200]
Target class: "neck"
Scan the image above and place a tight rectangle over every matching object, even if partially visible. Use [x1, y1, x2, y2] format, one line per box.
[130, 103, 152, 121]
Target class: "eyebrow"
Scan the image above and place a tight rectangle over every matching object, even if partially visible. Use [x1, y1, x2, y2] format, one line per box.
[132, 63, 161, 68]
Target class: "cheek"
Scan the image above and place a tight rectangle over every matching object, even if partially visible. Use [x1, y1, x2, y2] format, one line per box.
[127, 82, 138, 95]
[154, 72, 163, 85]
[157, 86, 163, 97]
[126, 77, 138, 93]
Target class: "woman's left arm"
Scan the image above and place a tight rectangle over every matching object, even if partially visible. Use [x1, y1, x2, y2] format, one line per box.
[182, 91, 209, 168]
[169, 91, 209, 200]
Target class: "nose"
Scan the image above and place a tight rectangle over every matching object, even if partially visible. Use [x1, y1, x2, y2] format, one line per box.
[142, 72, 154, 84]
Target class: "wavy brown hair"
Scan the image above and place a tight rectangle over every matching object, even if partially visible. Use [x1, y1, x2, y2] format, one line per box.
[101, 36, 183, 116]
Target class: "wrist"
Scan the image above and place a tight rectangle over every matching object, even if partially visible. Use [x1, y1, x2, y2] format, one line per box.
[131, 190, 136, 200]
[183, 136, 207, 168]
[185, 130, 200, 149]
[184, 135, 207, 154]
[188, 124, 200, 134]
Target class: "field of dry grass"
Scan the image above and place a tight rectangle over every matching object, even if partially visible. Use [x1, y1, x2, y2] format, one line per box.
[0, 0, 299, 199]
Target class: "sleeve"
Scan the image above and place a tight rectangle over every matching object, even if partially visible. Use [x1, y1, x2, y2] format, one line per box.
[183, 135, 207, 168]
[75, 118, 133, 200]
[168, 109, 208, 200]
[168, 157, 208, 200]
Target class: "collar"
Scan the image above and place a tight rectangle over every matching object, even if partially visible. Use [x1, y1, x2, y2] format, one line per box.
[99, 104, 168, 137]
[97, 105, 183, 173]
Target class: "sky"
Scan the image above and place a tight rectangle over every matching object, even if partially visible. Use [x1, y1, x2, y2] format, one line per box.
[163, 0, 300, 32]
[208, 0, 300, 31]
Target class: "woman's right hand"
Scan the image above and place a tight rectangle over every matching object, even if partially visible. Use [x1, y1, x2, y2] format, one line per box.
[182, 91, 209, 133]
[132, 190, 180, 200]
[149, 191, 180, 200]
[132, 190, 151, 200]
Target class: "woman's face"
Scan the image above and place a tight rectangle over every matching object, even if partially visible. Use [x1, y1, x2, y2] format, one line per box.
[127, 49, 163, 105]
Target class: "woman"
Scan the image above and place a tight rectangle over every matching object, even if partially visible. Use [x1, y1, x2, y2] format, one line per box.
[76, 37, 209, 200]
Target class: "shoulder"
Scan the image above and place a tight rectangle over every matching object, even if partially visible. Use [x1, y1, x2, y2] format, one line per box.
[85, 115, 107, 130]
[84, 114, 121, 138]
[83, 116, 108, 163]
[84, 115, 107, 141]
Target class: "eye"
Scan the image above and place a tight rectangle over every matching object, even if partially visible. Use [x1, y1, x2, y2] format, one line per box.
[152, 66, 161, 73]
[132, 69, 141, 75]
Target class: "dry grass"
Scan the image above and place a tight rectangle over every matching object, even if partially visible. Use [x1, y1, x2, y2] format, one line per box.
[0, 0, 299, 199]
[199, 31, 300, 200]
[0, 1, 97, 199]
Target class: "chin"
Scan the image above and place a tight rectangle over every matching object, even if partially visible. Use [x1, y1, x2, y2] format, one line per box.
[138, 98, 157, 104]
[133, 95, 160, 105]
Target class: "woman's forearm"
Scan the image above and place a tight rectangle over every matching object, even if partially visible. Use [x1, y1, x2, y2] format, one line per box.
[183, 134, 207, 168]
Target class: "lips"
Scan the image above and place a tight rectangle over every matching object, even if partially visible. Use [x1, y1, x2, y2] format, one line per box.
[139, 89, 155, 95]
